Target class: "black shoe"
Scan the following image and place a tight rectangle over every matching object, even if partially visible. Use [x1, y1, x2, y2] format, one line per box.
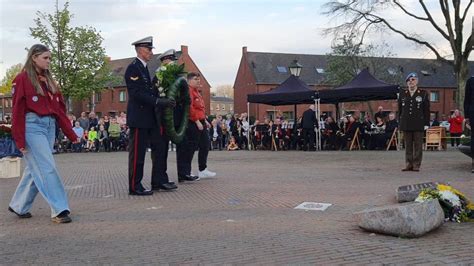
[8, 207, 32, 218]
[129, 189, 153, 196]
[153, 183, 177, 191]
[178, 174, 199, 183]
[51, 210, 72, 224]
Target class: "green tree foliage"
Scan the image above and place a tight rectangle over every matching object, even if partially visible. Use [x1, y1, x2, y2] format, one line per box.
[29, 1, 118, 109]
[325, 34, 401, 86]
[0, 63, 22, 95]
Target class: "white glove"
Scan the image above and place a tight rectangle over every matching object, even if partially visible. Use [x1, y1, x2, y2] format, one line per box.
[424, 126, 429, 130]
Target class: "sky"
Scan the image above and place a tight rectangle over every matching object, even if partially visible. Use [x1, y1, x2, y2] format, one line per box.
[0, 0, 472, 88]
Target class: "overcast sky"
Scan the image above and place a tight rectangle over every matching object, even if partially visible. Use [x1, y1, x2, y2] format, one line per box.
[0, 0, 472, 88]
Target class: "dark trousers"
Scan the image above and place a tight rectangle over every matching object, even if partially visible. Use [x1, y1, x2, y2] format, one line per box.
[450, 132, 461, 146]
[176, 121, 210, 176]
[404, 131, 424, 169]
[302, 128, 315, 150]
[128, 127, 168, 192]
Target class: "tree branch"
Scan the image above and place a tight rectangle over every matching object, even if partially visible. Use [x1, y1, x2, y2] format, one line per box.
[461, 0, 472, 22]
[393, 1, 429, 21]
[418, 0, 450, 40]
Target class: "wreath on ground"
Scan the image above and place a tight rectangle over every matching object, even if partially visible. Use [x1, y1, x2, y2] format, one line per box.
[156, 63, 190, 144]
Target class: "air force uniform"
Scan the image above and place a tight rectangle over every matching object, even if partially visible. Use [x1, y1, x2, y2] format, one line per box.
[398, 72, 430, 171]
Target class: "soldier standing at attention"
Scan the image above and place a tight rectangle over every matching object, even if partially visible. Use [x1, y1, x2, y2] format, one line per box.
[398, 72, 430, 172]
[463, 76, 474, 173]
[125, 36, 176, 196]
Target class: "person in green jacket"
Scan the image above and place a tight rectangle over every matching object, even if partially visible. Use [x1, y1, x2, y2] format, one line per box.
[87, 126, 97, 151]
[108, 117, 121, 151]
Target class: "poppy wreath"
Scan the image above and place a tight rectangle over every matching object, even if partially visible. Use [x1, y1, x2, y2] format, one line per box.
[163, 76, 190, 144]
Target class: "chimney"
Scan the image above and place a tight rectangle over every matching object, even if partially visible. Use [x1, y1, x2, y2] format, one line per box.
[181, 45, 188, 55]
[242, 46, 247, 55]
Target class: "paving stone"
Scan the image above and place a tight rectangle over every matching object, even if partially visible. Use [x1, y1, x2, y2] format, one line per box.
[354, 200, 445, 238]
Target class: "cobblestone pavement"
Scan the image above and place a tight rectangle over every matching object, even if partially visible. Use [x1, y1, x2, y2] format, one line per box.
[1, 149, 473, 264]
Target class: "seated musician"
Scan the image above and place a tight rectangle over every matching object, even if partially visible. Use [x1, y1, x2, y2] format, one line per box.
[360, 115, 373, 149]
[322, 116, 339, 150]
[340, 115, 361, 150]
[369, 116, 386, 150]
[262, 119, 272, 149]
[384, 112, 398, 149]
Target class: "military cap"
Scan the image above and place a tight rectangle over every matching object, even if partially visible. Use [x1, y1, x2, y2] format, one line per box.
[405, 72, 418, 82]
[131, 36, 154, 49]
[158, 49, 177, 62]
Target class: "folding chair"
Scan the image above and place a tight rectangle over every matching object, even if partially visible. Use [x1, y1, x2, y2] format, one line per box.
[349, 127, 361, 151]
[386, 128, 399, 151]
[425, 127, 443, 150]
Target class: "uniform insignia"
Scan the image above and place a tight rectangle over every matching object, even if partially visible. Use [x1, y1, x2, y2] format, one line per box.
[32, 96, 38, 102]
[415, 96, 422, 102]
[130, 76, 139, 81]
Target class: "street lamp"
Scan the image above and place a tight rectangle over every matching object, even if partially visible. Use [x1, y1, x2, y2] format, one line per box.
[289, 59, 302, 77]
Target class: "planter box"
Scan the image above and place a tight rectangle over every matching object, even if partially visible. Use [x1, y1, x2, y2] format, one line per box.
[0, 157, 21, 178]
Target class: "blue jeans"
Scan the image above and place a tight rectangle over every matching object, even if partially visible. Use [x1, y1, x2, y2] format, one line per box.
[9, 113, 70, 217]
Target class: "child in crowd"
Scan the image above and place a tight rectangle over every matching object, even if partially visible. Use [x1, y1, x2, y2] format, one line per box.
[227, 136, 239, 151]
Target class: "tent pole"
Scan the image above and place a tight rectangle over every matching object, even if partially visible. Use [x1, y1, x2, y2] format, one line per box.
[294, 104, 297, 124]
[247, 102, 251, 150]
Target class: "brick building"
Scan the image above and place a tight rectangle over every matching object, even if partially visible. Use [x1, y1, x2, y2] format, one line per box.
[0, 94, 13, 122]
[77, 45, 211, 117]
[233, 47, 474, 122]
[210, 96, 234, 117]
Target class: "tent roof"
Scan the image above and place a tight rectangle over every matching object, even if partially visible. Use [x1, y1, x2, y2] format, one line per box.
[318, 69, 399, 104]
[247, 75, 319, 106]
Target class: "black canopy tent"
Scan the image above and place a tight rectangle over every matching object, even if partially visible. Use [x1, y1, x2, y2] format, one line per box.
[247, 75, 319, 106]
[317, 69, 400, 119]
[247, 74, 321, 150]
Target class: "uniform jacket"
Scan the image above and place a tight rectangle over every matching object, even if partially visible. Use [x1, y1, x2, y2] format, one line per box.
[398, 88, 430, 132]
[463, 76, 474, 119]
[11, 71, 76, 149]
[125, 58, 159, 128]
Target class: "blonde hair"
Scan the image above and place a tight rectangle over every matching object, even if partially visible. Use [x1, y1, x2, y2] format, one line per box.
[23, 44, 58, 95]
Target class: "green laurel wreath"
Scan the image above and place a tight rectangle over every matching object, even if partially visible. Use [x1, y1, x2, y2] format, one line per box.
[156, 64, 190, 144]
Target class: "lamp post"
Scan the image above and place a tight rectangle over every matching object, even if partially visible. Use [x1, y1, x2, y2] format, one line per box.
[289, 59, 302, 77]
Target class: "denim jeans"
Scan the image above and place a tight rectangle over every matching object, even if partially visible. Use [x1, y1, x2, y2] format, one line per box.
[9, 113, 70, 217]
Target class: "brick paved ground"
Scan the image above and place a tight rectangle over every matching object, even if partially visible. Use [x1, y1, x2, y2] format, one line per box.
[1, 149, 473, 264]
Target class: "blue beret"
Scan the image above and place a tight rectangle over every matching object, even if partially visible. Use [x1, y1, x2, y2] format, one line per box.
[405, 72, 418, 82]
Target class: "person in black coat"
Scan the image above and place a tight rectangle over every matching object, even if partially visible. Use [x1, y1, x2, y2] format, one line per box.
[463, 76, 474, 172]
[301, 105, 318, 151]
[125, 36, 176, 196]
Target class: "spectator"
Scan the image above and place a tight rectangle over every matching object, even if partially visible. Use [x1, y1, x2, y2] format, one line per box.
[72, 121, 84, 152]
[108, 117, 121, 151]
[96, 124, 109, 152]
[77, 112, 90, 131]
[448, 109, 464, 147]
[88, 112, 98, 130]
[87, 126, 97, 151]
[117, 112, 127, 127]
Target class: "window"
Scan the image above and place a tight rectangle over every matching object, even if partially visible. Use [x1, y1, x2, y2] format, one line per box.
[452, 91, 456, 102]
[4, 100, 8, 108]
[230, 105, 233, 111]
[282, 111, 294, 120]
[215, 104, 220, 111]
[221, 104, 225, 111]
[315, 67, 325, 74]
[276, 66, 287, 73]
[119, 91, 126, 102]
[387, 67, 397, 76]
[421, 70, 431, 76]
[210, 105, 213, 111]
[95, 92, 102, 103]
[430, 91, 440, 102]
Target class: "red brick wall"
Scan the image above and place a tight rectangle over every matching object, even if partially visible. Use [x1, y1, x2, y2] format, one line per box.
[233, 47, 258, 116]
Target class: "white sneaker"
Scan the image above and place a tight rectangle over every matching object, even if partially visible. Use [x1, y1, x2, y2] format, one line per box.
[198, 168, 216, 178]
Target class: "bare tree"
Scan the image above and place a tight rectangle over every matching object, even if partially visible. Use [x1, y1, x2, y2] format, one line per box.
[323, 0, 473, 111]
[212, 84, 234, 98]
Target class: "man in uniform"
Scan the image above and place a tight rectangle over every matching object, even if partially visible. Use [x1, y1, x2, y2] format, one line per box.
[398, 72, 430, 172]
[463, 76, 474, 172]
[125, 36, 176, 196]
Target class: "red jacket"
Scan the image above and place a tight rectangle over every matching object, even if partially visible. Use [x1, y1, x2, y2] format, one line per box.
[188, 86, 206, 122]
[448, 115, 464, 133]
[11, 71, 76, 149]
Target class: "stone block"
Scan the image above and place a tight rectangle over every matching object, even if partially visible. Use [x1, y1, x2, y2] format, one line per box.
[396, 182, 437, 203]
[354, 200, 444, 238]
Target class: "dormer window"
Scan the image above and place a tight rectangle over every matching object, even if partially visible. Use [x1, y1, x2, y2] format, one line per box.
[421, 70, 431, 76]
[315, 67, 325, 74]
[276, 66, 287, 73]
